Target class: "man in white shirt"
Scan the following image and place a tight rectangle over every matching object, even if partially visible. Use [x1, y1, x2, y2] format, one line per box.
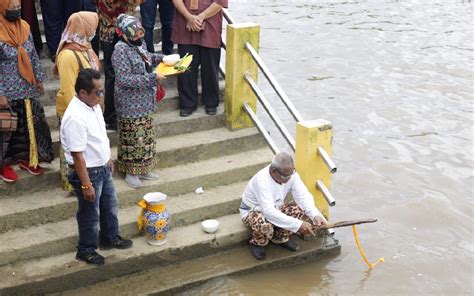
[240, 152, 327, 260]
[61, 69, 132, 266]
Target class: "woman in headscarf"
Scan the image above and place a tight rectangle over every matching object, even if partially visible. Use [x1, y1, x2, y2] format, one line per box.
[112, 14, 165, 188]
[0, 0, 53, 183]
[55, 11, 100, 193]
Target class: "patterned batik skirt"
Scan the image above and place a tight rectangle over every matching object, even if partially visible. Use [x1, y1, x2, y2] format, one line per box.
[1, 98, 54, 168]
[117, 114, 156, 175]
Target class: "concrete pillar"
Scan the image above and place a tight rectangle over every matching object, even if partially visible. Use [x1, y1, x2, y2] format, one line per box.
[224, 23, 260, 130]
[295, 119, 334, 219]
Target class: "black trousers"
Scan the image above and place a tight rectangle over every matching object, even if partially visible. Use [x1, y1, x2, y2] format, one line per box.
[40, 0, 81, 56]
[177, 44, 220, 110]
[101, 40, 117, 125]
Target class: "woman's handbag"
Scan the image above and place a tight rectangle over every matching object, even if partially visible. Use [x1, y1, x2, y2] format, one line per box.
[156, 83, 165, 102]
[0, 106, 18, 132]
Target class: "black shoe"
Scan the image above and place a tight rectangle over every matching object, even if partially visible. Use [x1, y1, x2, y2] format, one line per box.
[250, 243, 266, 260]
[276, 239, 300, 252]
[99, 236, 133, 250]
[76, 251, 105, 266]
[179, 109, 194, 117]
[205, 107, 217, 115]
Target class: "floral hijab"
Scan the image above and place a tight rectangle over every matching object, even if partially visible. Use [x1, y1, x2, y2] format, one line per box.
[115, 14, 152, 72]
[55, 11, 100, 72]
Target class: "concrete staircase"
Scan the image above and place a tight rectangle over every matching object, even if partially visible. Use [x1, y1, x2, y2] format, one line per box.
[0, 7, 341, 295]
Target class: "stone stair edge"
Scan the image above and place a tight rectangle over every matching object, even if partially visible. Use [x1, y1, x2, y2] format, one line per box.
[0, 213, 250, 294]
[0, 182, 249, 267]
[66, 236, 341, 296]
[0, 129, 268, 198]
[0, 148, 271, 232]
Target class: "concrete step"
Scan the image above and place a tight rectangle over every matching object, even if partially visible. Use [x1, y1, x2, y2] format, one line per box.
[0, 140, 269, 234]
[48, 107, 226, 156]
[0, 182, 249, 267]
[0, 213, 340, 295]
[37, 76, 225, 109]
[0, 128, 268, 198]
[64, 237, 341, 296]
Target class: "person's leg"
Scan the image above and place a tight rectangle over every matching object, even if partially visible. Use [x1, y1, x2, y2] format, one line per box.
[200, 46, 221, 112]
[98, 166, 120, 244]
[272, 202, 308, 244]
[69, 167, 104, 255]
[81, 0, 100, 55]
[101, 40, 117, 128]
[177, 44, 200, 115]
[242, 211, 274, 247]
[40, 0, 63, 58]
[158, 0, 174, 55]
[63, 0, 81, 26]
[140, 0, 158, 53]
[21, 0, 43, 54]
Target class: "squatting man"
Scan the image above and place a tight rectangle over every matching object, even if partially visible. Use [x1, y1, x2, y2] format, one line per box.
[240, 152, 327, 260]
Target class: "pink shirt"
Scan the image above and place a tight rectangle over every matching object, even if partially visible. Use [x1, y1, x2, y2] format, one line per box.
[171, 0, 228, 49]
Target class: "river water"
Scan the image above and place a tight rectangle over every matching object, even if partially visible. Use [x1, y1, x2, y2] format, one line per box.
[185, 0, 474, 294]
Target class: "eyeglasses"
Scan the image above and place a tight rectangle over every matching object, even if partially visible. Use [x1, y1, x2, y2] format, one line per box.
[95, 90, 104, 97]
[276, 168, 295, 181]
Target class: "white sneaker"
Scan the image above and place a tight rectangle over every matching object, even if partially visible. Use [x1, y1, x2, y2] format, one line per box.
[125, 174, 142, 188]
[139, 172, 159, 180]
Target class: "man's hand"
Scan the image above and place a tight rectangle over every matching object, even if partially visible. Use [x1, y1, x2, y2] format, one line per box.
[313, 216, 327, 228]
[0, 96, 8, 109]
[155, 72, 166, 82]
[298, 221, 315, 236]
[108, 159, 114, 175]
[82, 186, 96, 202]
[187, 15, 203, 31]
[36, 82, 44, 94]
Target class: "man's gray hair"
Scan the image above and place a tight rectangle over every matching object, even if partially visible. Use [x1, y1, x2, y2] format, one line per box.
[270, 152, 294, 171]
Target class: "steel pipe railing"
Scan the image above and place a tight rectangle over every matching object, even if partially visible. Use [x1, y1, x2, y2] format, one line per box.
[223, 9, 235, 24]
[244, 74, 296, 151]
[317, 146, 337, 174]
[242, 102, 280, 154]
[245, 42, 304, 123]
[316, 180, 336, 207]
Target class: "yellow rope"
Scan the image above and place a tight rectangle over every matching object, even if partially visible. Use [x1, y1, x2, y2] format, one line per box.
[352, 225, 384, 269]
[25, 99, 38, 168]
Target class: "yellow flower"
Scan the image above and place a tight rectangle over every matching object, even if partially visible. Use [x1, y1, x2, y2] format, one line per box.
[156, 233, 164, 240]
[154, 219, 167, 228]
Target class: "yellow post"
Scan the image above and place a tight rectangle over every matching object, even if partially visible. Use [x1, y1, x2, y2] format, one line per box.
[295, 119, 334, 219]
[224, 23, 260, 130]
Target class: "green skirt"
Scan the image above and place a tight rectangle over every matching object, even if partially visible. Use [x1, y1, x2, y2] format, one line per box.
[117, 115, 156, 175]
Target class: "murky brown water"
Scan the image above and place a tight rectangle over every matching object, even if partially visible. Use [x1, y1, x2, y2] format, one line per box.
[185, 0, 474, 294]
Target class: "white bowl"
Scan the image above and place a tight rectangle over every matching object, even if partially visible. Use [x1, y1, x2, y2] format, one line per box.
[163, 54, 180, 66]
[201, 219, 219, 234]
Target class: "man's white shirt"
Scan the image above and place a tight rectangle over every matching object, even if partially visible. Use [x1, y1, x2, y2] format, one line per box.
[60, 96, 111, 167]
[240, 165, 323, 233]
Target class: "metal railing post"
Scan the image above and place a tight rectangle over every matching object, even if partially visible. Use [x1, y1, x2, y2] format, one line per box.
[245, 42, 304, 123]
[244, 74, 296, 151]
[242, 103, 280, 154]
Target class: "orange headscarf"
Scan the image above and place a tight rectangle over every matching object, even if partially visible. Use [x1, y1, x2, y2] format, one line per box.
[0, 0, 37, 85]
[55, 12, 100, 73]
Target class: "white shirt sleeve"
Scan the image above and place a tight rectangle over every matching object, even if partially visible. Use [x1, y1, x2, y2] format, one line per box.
[61, 117, 87, 152]
[291, 173, 323, 220]
[256, 176, 303, 233]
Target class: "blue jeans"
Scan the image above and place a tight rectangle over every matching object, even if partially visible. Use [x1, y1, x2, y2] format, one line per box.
[68, 166, 119, 255]
[140, 0, 175, 54]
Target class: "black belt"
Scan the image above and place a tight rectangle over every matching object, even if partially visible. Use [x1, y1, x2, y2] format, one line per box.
[68, 164, 105, 171]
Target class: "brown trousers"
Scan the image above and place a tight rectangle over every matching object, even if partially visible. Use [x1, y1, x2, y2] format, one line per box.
[242, 202, 313, 246]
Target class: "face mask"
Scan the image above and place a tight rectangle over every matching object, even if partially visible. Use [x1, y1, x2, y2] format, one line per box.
[129, 38, 143, 47]
[5, 9, 21, 22]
